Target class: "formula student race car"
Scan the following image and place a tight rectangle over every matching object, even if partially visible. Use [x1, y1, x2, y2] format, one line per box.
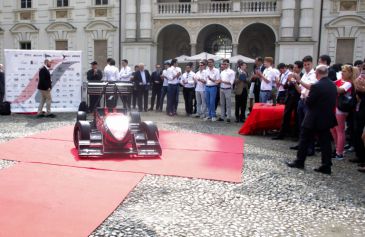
[73, 82, 162, 157]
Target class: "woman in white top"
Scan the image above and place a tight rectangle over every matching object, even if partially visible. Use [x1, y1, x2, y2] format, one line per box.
[330, 64, 357, 160]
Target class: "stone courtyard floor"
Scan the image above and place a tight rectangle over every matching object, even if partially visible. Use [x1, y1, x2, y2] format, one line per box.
[0, 106, 364, 237]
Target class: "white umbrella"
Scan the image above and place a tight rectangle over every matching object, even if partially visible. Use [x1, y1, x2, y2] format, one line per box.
[186, 52, 223, 61]
[229, 55, 255, 64]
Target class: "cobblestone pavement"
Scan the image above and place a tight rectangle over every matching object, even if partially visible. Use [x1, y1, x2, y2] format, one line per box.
[0, 107, 364, 237]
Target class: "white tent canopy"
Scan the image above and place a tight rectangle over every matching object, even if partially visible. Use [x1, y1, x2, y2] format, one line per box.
[186, 52, 223, 61]
[228, 55, 255, 64]
[174, 54, 191, 62]
[164, 55, 194, 64]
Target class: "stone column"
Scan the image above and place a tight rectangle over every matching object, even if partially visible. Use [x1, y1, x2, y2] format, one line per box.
[232, 43, 238, 56]
[139, 0, 152, 40]
[190, 43, 196, 56]
[279, 0, 296, 41]
[191, 0, 198, 13]
[125, 0, 137, 40]
[232, 0, 240, 12]
[299, 0, 314, 40]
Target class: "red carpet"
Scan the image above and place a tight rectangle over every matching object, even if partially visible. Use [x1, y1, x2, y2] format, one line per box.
[27, 126, 244, 154]
[0, 163, 144, 237]
[0, 126, 243, 182]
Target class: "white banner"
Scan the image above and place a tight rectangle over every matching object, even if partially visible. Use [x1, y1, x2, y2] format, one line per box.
[4, 49, 82, 113]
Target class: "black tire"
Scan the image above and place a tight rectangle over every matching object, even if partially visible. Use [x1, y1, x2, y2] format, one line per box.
[76, 111, 87, 122]
[141, 121, 161, 156]
[78, 101, 88, 112]
[73, 121, 91, 148]
[130, 111, 141, 124]
[140, 121, 159, 140]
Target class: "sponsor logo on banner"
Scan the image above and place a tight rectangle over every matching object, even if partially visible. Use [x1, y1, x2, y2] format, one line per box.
[4, 49, 82, 113]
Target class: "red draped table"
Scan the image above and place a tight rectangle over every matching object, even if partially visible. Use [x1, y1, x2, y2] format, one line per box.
[239, 103, 285, 135]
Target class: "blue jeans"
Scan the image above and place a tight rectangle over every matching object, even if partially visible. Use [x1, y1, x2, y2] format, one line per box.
[167, 84, 179, 114]
[297, 99, 308, 128]
[159, 86, 168, 111]
[259, 90, 271, 103]
[205, 86, 217, 118]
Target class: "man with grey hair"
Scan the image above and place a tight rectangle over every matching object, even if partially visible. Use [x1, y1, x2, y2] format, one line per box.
[133, 63, 150, 112]
[286, 64, 337, 175]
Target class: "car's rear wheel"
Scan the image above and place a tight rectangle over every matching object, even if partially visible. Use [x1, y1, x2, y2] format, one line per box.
[141, 121, 159, 140]
[130, 111, 141, 124]
[140, 121, 161, 155]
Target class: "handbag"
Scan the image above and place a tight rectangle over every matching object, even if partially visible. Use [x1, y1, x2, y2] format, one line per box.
[337, 93, 355, 112]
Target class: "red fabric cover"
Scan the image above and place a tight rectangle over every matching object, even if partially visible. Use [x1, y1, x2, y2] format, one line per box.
[0, 127, 244, 183]
[239, 103, 286, 135]
[0, 163, 144, 237]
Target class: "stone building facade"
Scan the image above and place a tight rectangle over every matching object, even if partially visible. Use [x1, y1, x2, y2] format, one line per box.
[0, 0, 120, 71]
[0, 0, 364, 73]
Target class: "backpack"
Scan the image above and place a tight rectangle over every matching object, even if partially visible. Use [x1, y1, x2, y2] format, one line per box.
[0, 101, 11, 115]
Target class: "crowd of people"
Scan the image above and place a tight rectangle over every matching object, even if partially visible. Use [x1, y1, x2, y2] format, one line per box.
[86, 54, 365, 174]
[263, 55, 365, 174]
[2, 53, 363, 175]
[89, 57, 249, 123]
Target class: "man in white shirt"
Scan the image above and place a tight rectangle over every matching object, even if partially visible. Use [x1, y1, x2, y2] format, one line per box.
[257, 57, 276, 103]
[119, 59, 132, 82]
[166, 59, 181, 116]
[103, 58, 119, 108]
[218, 59, 235, 123]
[181, 62, 196, 116]
[103, 58, 119, 82]
[103, 58, 112, 80]
[290, 55, 317, 155]
[119, 59, 133, 109]
[204, 58, 220, 121]
[276, 63, 291, 104]
[194, 61, 207, 118]
[159, 62, 170, 112]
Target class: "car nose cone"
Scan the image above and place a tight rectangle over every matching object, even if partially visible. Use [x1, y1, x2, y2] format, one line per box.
[104, 114, 130, 141]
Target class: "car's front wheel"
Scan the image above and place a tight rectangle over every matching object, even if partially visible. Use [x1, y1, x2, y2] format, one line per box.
[73, 121, 91, 148]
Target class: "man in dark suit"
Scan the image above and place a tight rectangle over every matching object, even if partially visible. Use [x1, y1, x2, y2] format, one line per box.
[149, 64, 163, 111]
[86, 61, 103, 112]
[286, 65, 337, 174]
[0, 64, 4, 103]
[133, 63, 151, 112]
[249, 57, 265, 111]
[37, 59, 55, 118]
[318, 54, 337, 81]
[272, 61, 302, 140]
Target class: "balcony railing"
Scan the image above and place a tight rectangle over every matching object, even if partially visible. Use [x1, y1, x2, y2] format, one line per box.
[242, 1, 277, 13]
[198, 1, 232, 13]
[157, 2, 192, 15]
[155, 0, 279, 17]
